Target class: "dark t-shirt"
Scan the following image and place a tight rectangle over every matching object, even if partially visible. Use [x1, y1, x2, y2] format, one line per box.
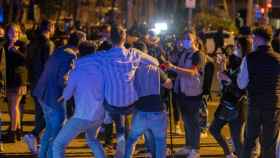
[6, 42, 28, 89]
[192, 52, 201, 66]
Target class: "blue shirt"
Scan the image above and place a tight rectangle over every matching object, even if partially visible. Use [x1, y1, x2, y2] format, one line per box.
[33, 47, 77, 107]
[63, 57, 105, 121]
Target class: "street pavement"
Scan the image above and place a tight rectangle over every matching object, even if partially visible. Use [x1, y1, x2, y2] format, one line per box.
[0, 95, 235, 158]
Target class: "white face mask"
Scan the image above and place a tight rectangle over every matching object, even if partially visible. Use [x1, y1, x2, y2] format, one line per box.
[183, 39, 192, 49]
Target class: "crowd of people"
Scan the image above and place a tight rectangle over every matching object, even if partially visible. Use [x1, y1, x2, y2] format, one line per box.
[0, 17, 280, 158]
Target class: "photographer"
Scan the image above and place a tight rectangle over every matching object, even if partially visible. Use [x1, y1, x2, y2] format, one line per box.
[168, 31, 204, 158]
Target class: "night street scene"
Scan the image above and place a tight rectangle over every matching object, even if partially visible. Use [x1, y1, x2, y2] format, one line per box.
[0, 0, 280, 158]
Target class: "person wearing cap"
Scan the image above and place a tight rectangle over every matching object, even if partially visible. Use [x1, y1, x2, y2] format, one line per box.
[237, 26, 280, 158]
[33, 31, 86, 158]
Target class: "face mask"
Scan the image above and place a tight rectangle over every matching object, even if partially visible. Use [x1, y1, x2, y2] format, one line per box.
[183, 39, 192, 49]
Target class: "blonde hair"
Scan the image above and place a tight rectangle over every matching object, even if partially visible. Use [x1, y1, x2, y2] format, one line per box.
[6, 23, 21, 39]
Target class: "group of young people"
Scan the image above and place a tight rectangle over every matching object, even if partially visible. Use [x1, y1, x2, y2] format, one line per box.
[0, 17, 280, 158]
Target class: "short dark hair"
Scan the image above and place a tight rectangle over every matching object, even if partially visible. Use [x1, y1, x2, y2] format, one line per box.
[68, 31, 86, 47]
[79, 40, 96, 57]
[98, 40, 112, 51]
[39, 19, 54, 33]
[253, 26, 273, 42]
[237, 37, 252, 57]
[111, 25, 126, 44]
[133, 41, 147, 53]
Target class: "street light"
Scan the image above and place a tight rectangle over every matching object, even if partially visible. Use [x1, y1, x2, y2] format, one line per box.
[151, 22, 168, 35]
[155, 22, 168, 31]
[267, 3, 272, 9]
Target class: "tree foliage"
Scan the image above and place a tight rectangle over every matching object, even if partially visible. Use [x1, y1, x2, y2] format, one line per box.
[194, 9, 237, 33]
[37, 0, 60, 18]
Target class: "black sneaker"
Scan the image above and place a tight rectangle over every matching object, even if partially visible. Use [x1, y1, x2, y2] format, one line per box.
[16, 129, 22, 141]
[2, 131, 16, 143]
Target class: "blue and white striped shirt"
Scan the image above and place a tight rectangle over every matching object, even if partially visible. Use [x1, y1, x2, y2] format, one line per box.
[99, 47, 159, 107]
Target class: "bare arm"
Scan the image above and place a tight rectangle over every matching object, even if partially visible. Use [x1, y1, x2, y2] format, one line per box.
[167, 52, 201, 76]
[139, 51, 159, 66]
[169, 63, 199, 76]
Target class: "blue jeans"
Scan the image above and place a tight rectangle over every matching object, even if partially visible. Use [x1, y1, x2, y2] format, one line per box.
[124, 111, 167, 158]
[179, 94, 202, 150]
[104, 101, 135, 158]
[32, 97, 46, 137]
[53, 118, 105, 158]
[39, 100, 65, 158]
[103, 101, 134, 137]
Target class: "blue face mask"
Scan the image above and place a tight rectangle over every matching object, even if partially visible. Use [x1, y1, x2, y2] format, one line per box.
[183, 39, 192, 49]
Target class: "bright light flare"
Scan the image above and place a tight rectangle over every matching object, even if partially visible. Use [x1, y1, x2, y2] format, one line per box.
[151, 28, 161, 35]
[151, 22, 168, 35]
[267, 3, 272, 9]
[155, 22, 168, 31]
[261, 8, 265, 14]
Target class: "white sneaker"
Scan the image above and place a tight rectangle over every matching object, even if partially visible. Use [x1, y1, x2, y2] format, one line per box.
[175, 125, 184, 135]
[226, 153, 237, 158]
[23, 134, 38, 155]
[187, 149, 200, 158]
[114, 135, 125, 158]
[175, 147, 191, 155]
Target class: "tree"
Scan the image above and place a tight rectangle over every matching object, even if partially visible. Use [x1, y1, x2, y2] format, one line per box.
[194, 11, 237, 33]
[223, 0, 229, 17]
[38, 0, 59, 18]
[246, 0, 254, 26]
[5, 0, 24, 23]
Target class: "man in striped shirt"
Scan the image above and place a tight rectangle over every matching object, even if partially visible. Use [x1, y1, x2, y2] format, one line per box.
[80, 25, 158, 158]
